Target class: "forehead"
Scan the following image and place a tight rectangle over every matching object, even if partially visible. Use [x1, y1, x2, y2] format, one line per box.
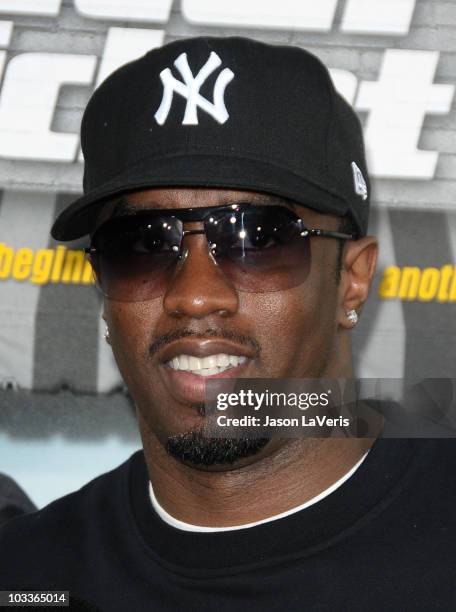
[97, 187, 339, 229]
[127, 187, 292, 208]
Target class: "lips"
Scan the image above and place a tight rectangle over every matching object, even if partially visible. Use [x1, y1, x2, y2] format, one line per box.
[157, 338, 257, 405]
[168, 353, 247, 376]
[158, 338, 255, 364]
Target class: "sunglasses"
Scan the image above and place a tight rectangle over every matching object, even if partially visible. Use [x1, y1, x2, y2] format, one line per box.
[85, 203, 357, 302]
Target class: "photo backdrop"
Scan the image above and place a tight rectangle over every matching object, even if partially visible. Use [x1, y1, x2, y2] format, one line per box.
[0, 0, 455, 507]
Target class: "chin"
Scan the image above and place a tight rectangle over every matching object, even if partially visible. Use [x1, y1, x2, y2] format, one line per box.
[165, 429, 271, 470]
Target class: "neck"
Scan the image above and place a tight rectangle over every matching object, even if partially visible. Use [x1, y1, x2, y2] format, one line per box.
[140, 418, 373, 528]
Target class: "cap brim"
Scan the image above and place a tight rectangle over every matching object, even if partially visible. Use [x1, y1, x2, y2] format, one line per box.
[51, 154, 352, 241]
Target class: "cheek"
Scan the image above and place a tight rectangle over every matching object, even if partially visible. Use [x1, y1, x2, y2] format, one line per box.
[243, 261, 339, 376]
[104, 301, 160, 390]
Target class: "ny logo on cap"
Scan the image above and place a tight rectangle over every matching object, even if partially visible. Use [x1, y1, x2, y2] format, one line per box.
[351, 162, 368, 201]
[154, 51, 235, 126]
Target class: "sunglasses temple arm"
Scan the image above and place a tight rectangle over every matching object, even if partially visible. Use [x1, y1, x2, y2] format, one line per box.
[308, 229, 358, 241]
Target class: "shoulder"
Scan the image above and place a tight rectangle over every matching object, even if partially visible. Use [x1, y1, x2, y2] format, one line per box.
[412, 439, 456, 489]
[387, 438, 456, 525]
[411, 438, 456, 469]
[0, 450, 143, 586]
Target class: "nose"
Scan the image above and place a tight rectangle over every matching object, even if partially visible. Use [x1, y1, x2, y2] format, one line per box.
[162, 234, 239, 319]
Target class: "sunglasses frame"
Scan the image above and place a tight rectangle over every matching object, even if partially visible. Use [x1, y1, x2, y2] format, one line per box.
[83, 203, 360, 301]
[85, 203, 358, 259]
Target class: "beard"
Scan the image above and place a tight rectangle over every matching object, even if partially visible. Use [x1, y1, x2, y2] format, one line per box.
[165, 428, 270, 467]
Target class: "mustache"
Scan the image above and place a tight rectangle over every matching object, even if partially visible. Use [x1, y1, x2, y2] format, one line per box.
[148, 327, 261, 358]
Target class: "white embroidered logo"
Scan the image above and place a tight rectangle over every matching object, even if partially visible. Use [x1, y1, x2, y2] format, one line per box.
[351, 161, 368, 201]
[154, 51, 235, 126]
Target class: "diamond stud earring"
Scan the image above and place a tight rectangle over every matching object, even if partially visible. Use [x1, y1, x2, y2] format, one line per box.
[346, 309, 358, 326]
[104, 325, 110, 343]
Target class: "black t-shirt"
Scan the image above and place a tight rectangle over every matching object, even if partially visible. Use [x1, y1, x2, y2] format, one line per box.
[0, 438, 455, 611]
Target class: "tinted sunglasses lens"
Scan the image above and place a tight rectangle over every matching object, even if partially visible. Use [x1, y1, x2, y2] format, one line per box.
[207, 207, 311, 292]
[91, 217, 182, 301]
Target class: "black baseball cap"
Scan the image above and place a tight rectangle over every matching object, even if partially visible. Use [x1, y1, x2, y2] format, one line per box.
[51, 36, 370, 241]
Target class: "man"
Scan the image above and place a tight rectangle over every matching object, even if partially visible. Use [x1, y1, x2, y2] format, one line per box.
[1, 36, 455, 611]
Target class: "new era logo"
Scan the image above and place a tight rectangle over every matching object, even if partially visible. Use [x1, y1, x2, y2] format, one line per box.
[351, 162, 368, 200]
[154, 51, 235, 126]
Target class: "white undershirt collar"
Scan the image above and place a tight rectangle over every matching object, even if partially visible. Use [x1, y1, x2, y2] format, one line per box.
[149, 450, 369, 533]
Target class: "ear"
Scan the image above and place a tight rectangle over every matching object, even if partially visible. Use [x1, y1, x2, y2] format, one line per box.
[101, 307, 111, 344]
[338, 236, 378, 330]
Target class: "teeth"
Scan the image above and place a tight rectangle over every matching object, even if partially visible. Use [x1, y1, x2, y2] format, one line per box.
[217, 354, 230, 367]
[188, 356, 200, 370]
[179, 355, 189, 370]
[167, 353, 247, 375]
[194, 367, 221, 377]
